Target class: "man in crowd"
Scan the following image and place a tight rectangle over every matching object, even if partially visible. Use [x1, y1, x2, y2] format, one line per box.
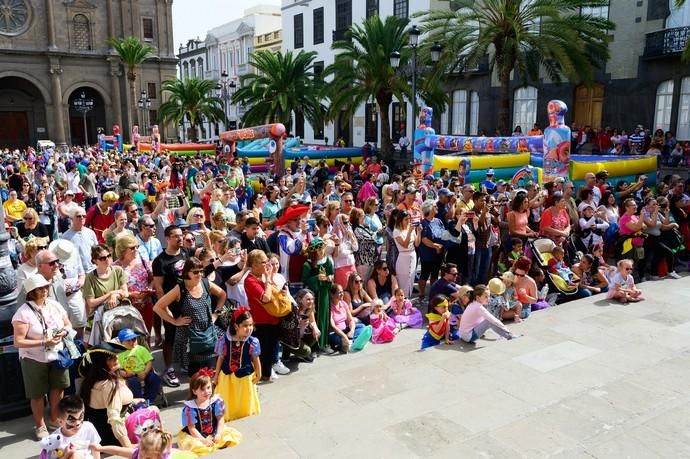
[62, 208, 98, 273]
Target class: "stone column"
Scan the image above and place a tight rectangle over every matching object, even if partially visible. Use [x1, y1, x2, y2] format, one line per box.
[106, 0, 116, 41]
[49, 59, 67, 146]
[45, 0, 57, 50]
[109, 59, 123, 130]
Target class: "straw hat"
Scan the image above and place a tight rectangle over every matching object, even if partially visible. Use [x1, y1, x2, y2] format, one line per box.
[488, 278, 506, 295]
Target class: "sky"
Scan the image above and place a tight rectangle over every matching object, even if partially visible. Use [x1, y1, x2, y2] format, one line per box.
[172, 0, 282, 47]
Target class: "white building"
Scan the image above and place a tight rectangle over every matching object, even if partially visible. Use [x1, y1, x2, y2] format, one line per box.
[206, 5, 282, 131]
[281, 0, 449, 147]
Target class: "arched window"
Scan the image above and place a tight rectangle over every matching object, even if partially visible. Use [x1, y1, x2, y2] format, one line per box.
[197, 58, 204, 79]
[72, 14, 91, 50]
[513, 86, 538, 131]
[654, 80, 674, 132]
[677, 77, 690, 140]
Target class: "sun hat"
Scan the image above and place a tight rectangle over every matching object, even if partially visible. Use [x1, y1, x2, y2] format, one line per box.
[488, 278, 506, 295]
[501, 271, 516, 283]
[23, 274, 50, 294]
[49, 239, 75, 263]
[456, 285, 474, 298]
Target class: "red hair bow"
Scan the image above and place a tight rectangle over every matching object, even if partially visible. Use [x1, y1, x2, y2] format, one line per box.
[196, 367, 215, 379]
[233, 307, 250, 322]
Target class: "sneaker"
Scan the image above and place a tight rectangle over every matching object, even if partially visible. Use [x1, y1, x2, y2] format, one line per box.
[34, 424, 48, 441]
[668, 271, 682, 279]
[163, 368, 180, 387]
[270, 369, 280, 380]
[272, 360, 290, 375]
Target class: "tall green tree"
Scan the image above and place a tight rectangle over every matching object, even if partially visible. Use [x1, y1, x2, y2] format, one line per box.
[324, 15, 446, 161]
[157, 78, 225, 142]
[418, 0, 614, 134]
[108, 36, 156, 135]
[231, 50, 325, 130]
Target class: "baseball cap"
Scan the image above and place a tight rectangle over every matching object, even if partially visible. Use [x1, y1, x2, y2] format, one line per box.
[117, 328, 139, 342]
[486, 168, 495, 176]
[497, 180, 507, 187]
[438, 188, 453, 197]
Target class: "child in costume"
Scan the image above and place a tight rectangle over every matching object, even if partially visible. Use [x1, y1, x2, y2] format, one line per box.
[133, 427, 197, 459]
[302, 238, 334, 351]
[369, 299, 397, 344]
[40, 395, 101, 459]
[386, 287, 423, 330]
[214, 307, 261, 421]
[177, 368, 242, 455]
[421, 295, 459, 349]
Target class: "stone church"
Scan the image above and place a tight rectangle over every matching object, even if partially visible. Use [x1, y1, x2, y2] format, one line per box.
[0, 0, 178, 148]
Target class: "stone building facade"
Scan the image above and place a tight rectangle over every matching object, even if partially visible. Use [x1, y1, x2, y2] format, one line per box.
[0, 0, 178, 148]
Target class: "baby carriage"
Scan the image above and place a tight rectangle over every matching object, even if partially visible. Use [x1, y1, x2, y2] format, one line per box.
[90, 302, 168, 407]
[527, 238, 578, 298]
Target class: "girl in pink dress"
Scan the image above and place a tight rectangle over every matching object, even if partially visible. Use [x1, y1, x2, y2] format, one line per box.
[369, 300, 397, 344]
[386, 287, 423, 329]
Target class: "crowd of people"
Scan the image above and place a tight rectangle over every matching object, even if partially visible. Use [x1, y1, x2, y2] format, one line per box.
[4, 139, 688, 457]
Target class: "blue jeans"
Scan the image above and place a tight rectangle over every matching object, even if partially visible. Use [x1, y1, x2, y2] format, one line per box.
[126, 371, 161, 403]
[329, 322, 364, 349]
[473, 247, 493, 285]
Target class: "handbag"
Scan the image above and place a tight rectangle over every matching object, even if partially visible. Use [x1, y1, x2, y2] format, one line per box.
[263, 285, 292, 317]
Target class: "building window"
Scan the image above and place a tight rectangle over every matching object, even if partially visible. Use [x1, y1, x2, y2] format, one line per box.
[257, 36, 263, 44]
[72, 14, 91, 50]
[440, 103, 449, 135]
[294, 14, 304, 49]
[274, 31, 280, 40]
[513, 86, 538, 132]
[365, 103, 378, 142]
[469, 91, 479, 135]
[190, 61, 196, 78]
[451, 90, 467, 135]
[678, 77, 690, 141]
[313, 119, 324, 140]
[295, 112, 305, 138]
[393, 0, 408, 19]
[391, 101, 407, 142]
[581, 5, 609, 19]
[366, 0, 378, 18]
[313, 60, 324, 80]
[142, 17, 154, 41]
[149, 110, 158, 125]
[183, 62, 189, 80]
[147, 82, 157, 99]
[313, 7, 324, 45]
[655, 80, 675, 132]
[335, 0, 352, 33]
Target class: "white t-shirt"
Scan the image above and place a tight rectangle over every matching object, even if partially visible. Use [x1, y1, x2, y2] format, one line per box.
[46, 422, 101, 459]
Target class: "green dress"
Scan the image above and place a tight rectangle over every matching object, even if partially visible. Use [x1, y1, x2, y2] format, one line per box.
[302, 258, 334, 349]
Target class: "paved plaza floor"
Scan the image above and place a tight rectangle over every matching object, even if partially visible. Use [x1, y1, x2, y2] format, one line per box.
[3, 276, 690, 458]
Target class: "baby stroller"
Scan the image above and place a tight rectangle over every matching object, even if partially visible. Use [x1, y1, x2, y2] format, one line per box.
[527, 238, 578, 298]
[91, 302, 168, 407]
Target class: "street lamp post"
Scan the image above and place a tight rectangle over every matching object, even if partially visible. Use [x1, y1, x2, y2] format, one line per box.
[137, 90, 152, 135]
[72, 90, 94, 146]
[216, 71, 237, 130]
[390, 26, 442, 163]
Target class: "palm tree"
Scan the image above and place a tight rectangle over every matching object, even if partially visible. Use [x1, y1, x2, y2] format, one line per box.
[109, 36, 156, 135]
[418, 0, 614, 134]
[157, 78, 225, 142]
[231, 50, 325, 130]
[324, 16, 445, 161]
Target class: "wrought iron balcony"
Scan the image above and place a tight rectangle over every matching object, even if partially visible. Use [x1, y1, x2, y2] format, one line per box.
[644, 26, 690, 58]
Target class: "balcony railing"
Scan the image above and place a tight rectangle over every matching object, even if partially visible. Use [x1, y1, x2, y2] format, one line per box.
[644, 26, 690, 58]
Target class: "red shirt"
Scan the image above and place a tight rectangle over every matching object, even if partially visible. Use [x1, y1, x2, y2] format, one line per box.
[85, 204, 114, 243]
[243, 273, 280, 325]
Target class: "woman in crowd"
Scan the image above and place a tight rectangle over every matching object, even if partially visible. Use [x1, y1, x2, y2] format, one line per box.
[83, 244, 129, 317]
[363, 197, 384, 254]
[114, 234, 155, 334]
[261, 185, 282, 229]
[393, 210, 421, 298]
[57, 190, 79, 233]
[12, 274, 72, 440]
[385, 208, 401, 275]
[332, 213, 358, 288]
[571, 254, 609, 299]
[642, 197, 681, 279]
[243, 249, 282, 382]
[366, 260, 398, 305]
[343, 272, 374, 325]
[185, 207, 210, 247]
[16, 208, 50, 245]
[511, 256, 539, 308]
[80, 341, 149, 447]
[508, 192, 539, 243]
[32, 188, 56, 240]
[540, 192, 571, 247]
[103, 210, 133, 253]
[154, 257, 225, 376]
[351, 207, 378, 282]
[618, 198, 647, 279]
